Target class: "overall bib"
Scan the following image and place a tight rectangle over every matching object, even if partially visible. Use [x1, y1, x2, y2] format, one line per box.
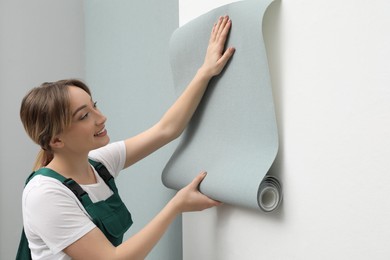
[16, 160, 133, 259]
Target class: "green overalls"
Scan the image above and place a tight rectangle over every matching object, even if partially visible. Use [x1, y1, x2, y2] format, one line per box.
[16, 160, 133, 260]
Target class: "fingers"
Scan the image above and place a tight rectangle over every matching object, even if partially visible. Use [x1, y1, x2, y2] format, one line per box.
[210, 15, 235, 71]
[204, 196, 223, 207]
[173, 171, 222, 212]
[190, 171, 207, 188]
[191, 172, 221, 204]
[211, 16, 231, 43]
[191, 172, 222, 208]
[202, 15, 235, 77]
[218, 46, 235, 67]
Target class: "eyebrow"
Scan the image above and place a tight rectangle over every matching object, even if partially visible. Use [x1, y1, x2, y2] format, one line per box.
[72, 105, 88, 117]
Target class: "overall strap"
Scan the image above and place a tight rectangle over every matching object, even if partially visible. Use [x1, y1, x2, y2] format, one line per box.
[29, 168, 93, 206]
[88, 159, 118, 193]
[26, 161, 116, 207]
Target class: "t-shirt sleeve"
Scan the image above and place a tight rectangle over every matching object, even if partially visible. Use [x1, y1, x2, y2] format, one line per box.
[23, 178, 96, 255]
[88, 141, 126, 178]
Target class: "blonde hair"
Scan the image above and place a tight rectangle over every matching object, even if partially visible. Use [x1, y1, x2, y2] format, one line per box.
[20, 79, 91, 171]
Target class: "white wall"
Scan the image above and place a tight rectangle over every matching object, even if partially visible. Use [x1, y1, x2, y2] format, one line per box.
[180, 0, 390, 259]
[0, 0, 85, 259]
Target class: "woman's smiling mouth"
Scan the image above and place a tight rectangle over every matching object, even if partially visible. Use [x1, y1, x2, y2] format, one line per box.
[94, 127, 107, 137]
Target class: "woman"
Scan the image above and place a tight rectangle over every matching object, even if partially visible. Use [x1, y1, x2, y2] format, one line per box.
[19, 16, 234, 259]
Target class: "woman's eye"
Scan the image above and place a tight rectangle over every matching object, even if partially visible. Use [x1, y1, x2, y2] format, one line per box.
[93, 101, 98, 109]
[80, 113, 89, 120]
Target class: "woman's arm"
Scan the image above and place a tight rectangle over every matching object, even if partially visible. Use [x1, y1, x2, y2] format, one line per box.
[63, 172, 218, 260]
[123, 16, 235, 168]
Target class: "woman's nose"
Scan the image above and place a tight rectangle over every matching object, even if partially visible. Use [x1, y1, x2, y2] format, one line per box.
[94, 109, 107, 125]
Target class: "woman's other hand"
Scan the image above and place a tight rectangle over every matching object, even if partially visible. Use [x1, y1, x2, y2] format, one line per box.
[172, 172, 222, 213]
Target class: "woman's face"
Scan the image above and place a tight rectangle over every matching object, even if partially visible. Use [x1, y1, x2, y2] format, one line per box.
[59, 86, 109, 154]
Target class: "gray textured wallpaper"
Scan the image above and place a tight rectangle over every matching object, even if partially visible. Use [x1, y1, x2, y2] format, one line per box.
[163, 0, 282, 212]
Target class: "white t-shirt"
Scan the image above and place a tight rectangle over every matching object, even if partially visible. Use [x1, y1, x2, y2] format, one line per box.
[22, 141, 126, 260]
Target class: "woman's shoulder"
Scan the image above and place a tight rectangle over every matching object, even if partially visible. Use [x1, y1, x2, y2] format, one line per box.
[88, 140, 125, 159]
[23, 175, 78, 208]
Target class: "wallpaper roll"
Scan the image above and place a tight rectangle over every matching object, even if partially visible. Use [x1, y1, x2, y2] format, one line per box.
[162, 0, 282, 212]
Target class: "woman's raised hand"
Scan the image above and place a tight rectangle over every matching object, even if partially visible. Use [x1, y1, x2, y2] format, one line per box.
[200, 15, 235, 78]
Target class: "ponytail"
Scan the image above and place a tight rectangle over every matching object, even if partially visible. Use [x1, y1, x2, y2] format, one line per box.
[33, 149, 54, 171]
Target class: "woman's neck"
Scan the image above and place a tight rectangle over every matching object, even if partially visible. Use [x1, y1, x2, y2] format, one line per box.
[45, 152, 97, 185]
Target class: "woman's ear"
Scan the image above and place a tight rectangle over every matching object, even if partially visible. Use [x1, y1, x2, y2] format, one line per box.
[49, 136, 64, 150]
